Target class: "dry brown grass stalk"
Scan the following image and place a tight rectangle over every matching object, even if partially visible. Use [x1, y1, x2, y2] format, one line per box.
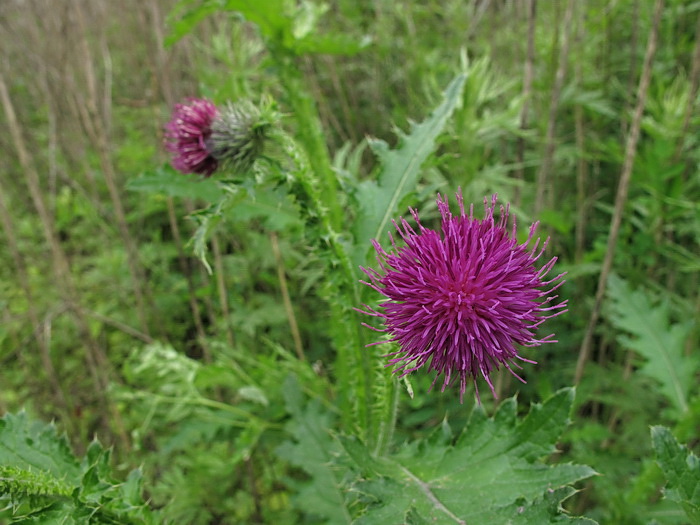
[535, 0, 575, 216]
[575, 0, 665, 384]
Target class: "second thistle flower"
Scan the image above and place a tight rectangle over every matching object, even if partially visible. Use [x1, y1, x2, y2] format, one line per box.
[164, 98, 270, 177]
[359, 191, 567, 402]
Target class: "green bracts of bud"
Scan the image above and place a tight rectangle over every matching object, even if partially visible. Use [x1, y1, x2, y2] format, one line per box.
[207, 101, 270, 174]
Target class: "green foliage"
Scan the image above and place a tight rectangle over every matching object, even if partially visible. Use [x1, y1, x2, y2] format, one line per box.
[342, 388, 595, 524]
[169, 0, 368, 55]
[607, 274, 696, 414]
[652, 426, 700, 524]
[0, 412, 158, 524]
[2, 0, 699, 523]
[116, 342, 330, 524]
[275, 385, 595, 523]
[351, 72, 467, 265]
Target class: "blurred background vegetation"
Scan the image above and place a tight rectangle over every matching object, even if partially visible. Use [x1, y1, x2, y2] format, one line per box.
[0, 0, 698, 523]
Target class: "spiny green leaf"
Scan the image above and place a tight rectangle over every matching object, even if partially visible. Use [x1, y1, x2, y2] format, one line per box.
[0, 412, 80, 484]
[651, 426, 700, 524]
[607, 274, 696, 413]
[495, 487, 598, 524]
[0, 413, 159, 524]
[0, 465, 73, 499]
[352, 72, 467, 267]
[342, 389, 596, 524]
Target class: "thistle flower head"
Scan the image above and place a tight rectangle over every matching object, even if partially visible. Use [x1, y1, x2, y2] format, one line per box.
[164, 97, 270, 177]
[164, 97, 219, 176]
[359, 191, 567, 402]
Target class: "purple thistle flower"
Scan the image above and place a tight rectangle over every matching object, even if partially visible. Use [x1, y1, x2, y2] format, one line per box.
[164, 98, 219, 176]
[358, 191, 567, 402]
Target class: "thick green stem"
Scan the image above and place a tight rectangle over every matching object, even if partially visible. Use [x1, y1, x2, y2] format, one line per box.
[374, 376, 400, 457]
[272, 128, 373, 442]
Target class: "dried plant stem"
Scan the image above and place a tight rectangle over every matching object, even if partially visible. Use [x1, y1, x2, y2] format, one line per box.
[147, 0, 175, 106]
[574, 10, 589, 264]
[0, 72, 129, 450]
[81, 309, 154, 344]
[673, 12, 700, 165]
[141, 0, 215, 357]
[324, 55, 358, 143]
[73, 4, 153, 336]
[514, 0, 536, 206]
[622, 0, 641, 136]
[0, 188, 73, 425]
[304, 57, 349, 145]
[270, 232, 305, 361]
[167, 198, 212, 362]
[575, 0, 664, 384]
[212, 234, 235, 348]
[679, 14, 700, 354]
[535, 0, 575, 215]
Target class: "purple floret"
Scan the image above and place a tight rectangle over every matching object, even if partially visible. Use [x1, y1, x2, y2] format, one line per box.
[164, 98, 219, 176]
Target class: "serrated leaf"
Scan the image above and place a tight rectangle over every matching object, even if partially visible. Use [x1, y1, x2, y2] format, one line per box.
[352, 73, 466, 266]
[607, 274, 696, 413]
[275, 376, 352, 524]
[342, 389, 596, 524]
[651, 426, 700, 524]
[0, 412, 80, 484]
[0, 412, 158, 524]
[496, 487, 598, 524]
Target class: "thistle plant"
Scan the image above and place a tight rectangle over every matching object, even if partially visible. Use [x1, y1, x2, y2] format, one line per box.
[88, 52, 599, 521]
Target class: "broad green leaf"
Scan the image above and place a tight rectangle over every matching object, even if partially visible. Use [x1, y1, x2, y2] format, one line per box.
[607, 274, 696, 413]
[166, 0, 288, 47]
[128, 167, 224, 202]
[352, 73, 466, 267]
[165, 0, 228, 46]
[275, 376, 352, 524]
[222, 0, 288, 39]
[227, 186, 302, 230]
[342, 389, 596, 524]
[169, 0, 289, 48]
[652, 426, 700, 524]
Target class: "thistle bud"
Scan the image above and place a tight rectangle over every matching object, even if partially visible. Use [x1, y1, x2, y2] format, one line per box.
[164, 98, 270, 177]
